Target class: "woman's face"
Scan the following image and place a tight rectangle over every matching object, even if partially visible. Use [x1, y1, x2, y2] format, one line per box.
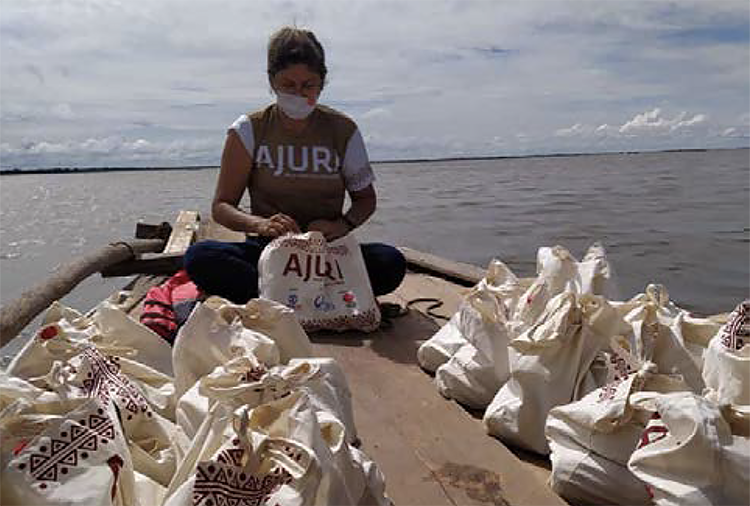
[271, 63, 322, 105]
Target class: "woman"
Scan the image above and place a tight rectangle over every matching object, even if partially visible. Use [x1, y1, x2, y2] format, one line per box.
[184, 27, 406, 304]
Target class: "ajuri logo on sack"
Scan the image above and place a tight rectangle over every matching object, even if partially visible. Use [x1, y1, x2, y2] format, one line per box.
[282, 252, 344, 284]
[286, 291, 300, 310]
[342, 291, 357, 308]
[314, 294, 335, 312]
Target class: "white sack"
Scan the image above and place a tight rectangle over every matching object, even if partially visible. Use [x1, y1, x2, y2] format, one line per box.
[546, 360, 690, 505]
[623, 284, 706, 394]
[511, 243, 619, 335]
[1, 397, 140, 506]
[172, 296, 289, 399]
[418, 258, 521, 373]
[484, 293, 623, 454]
[702, 300, 750, 408]
[176, 355, 358, 444]
[433, 259, 521, 408]
[163, 399, 319, 506]
[259, 232, 381, 332]
[43, 346, 190, 487]
[628, 391, 750, 506]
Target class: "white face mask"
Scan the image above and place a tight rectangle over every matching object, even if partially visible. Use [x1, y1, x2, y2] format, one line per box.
[276, 91, 316, 120]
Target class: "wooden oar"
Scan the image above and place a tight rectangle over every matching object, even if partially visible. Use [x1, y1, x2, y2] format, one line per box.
[0, 238, 165, 346]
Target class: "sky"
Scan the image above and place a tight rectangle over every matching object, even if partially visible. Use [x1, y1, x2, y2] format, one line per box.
[1, 0, 748, 168]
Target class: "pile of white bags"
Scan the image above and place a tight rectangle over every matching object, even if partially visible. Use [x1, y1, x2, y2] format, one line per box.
[418, 243, 620, 411]
[1, 295, 390, 506]
[418, 242, 746, 505]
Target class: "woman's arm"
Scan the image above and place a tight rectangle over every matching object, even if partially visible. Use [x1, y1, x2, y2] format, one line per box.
[344, 184, 376, 228]
[308, 184, 376, 240]
[212, 131, 299, 236]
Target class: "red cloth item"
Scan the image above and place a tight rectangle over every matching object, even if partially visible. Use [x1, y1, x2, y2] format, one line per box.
[140, 269, 200, 344]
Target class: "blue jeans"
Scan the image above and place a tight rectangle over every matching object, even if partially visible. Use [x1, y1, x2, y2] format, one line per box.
[184, 236, 407, 304]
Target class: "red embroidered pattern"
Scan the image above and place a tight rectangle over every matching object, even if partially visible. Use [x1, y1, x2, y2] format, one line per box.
[192, 443, 305, 506]
[301, 306, 381, 333]
[240, 366, 268, 383]
[720, 301, 749, 351]
[636, 412, 668, 450]
[14, 406, 117, 483]
[273, 236, 325, 253]
[77, 347, 152, 420]
[598, 351, 634, 402]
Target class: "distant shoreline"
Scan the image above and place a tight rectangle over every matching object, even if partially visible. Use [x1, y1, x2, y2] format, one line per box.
[1, 146, 746, 175]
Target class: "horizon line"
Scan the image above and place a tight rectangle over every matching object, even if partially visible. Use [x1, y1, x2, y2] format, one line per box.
[1, 145, 747, 174]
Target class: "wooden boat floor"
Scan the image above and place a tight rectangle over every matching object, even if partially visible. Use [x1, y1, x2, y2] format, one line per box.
[310, 272, 565, 506]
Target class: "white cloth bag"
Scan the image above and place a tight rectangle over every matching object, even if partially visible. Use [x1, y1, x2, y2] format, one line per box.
[176, 355, 358, 444]
[622, 284, 707, 394]
[246, 391, 386, 506]
[44, 346, 190, 488]
[5, 305, 180, 428]
[418, 258, 521, 373]
[172, 296, 293, 399]
[511, 243, 619, 335]
[166, 391, 386, 506]
[1, 397, 140, 506]
[164, 399, 319, 506]
[432, 258, 521, 408]
[484, 293, 623, 454]
[627, 391, 750, 506]
[8, 300, 173, 380]
[6, 303, 99, 381]
[546, 360, 690, 506]
[259, 232, 381, 332]
[702, 301, 750, 408]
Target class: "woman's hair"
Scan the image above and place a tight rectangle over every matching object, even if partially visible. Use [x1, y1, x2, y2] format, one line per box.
[267, 27, 327, 87]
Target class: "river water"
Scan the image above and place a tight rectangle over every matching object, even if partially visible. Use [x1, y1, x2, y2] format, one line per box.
[1, 149, 748, 349]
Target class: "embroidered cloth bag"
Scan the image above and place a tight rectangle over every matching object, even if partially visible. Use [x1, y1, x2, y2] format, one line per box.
[163, 401, 319, 506]
[259, 232, 381, 332]
[545, 359, 690, 506]
[703, 301, 750, 408]
[176, 355, 358, 444]
[1, 397, 139, 506]
[627, 391, 750, 506]
[43, 346, 190, 487]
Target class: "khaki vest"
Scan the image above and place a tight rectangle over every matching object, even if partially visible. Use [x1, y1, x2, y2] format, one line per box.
[247, 104, 357, 230]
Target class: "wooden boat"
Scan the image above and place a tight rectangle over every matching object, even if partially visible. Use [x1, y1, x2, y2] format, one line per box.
[0, 211, 567, 506]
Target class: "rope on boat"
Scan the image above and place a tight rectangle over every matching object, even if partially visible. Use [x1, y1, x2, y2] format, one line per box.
[378, 298, 449, 330]
[406, 297, 450, 321]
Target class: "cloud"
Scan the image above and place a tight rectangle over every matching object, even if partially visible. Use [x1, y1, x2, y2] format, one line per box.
[555, 123, 590, 138]
[1, 0, 748, 167]
[555, 108, 712, 140]
[619, 108, 707, 135]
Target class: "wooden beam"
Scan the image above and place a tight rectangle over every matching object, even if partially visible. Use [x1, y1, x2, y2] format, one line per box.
[135, 221, 172, 240]
[0, 238, 165, 346]
[100, 252, 184, 277]
[399, 246, 486, 287]
[164, 210, 200, 253]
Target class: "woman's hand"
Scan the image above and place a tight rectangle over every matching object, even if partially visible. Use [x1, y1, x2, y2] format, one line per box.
[307, 218, 350, 241]
[257, 213, 301, 237]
